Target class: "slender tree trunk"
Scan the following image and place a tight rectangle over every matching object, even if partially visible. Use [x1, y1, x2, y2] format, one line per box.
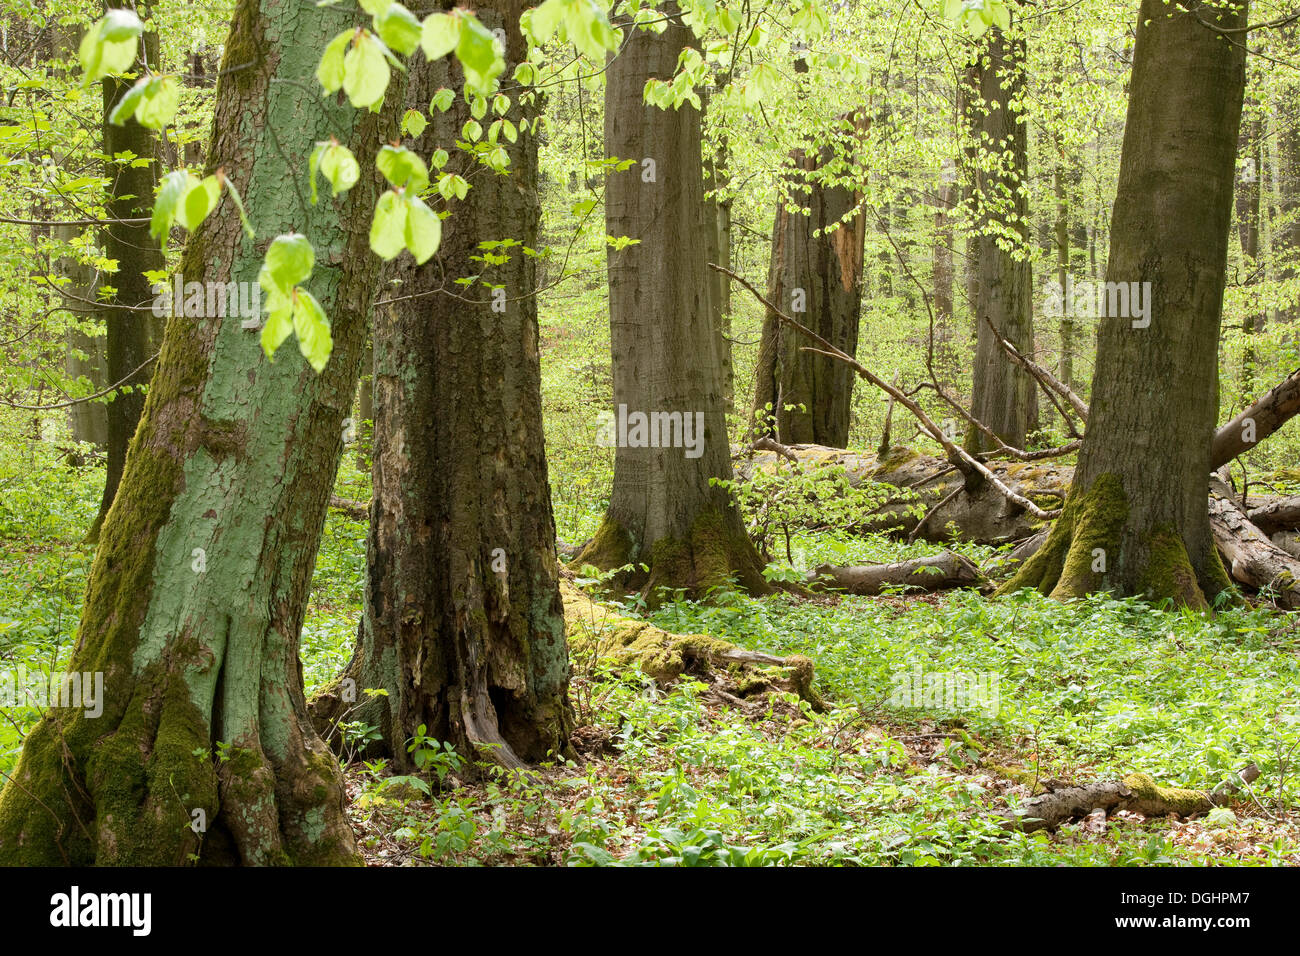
[963, 18, 1037, 452]
[313, 0, 572, 772]
[0, 0, 398, 864]
[1237, 107, 1263, 396]
[1002, 0, 1248, 607]
[576, 6, 768, 597]
[1275, 25, 1300, 324]
[87, 19, 165, 542]
[1055, 162, 1074, 392]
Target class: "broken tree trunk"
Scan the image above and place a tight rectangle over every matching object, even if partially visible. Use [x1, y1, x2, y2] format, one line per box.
[1246, 494, 1300, 535]
[811, 551, 986, 595]
[561, 578, 824, 711]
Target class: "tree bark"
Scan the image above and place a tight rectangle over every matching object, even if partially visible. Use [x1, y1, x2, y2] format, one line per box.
[1001, 0, 1248, 607]
[87, 20, 165, 542]
[575, 6, 769, 597]
[312, 0, 573, 773]
[752, 123, 866, 447]
[963, 17, 1037, 452]
[0, 0, 396, 865]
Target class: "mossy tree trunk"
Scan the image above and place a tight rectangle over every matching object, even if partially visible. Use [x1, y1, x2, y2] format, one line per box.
[88, 14, 165, 542]
[315, 0, 573, 773]
[575, 6, 769, 597]
[1001, 0, 1248, 608]
[752, 119, 866, 448]
[0, 0, 397, 865]
[963, 16, 1038, 452]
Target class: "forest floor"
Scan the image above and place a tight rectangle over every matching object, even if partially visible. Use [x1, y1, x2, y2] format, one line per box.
[4, 445, 1300, 865]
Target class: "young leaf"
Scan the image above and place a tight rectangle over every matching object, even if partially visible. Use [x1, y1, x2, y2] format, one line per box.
[264, 233, 316, 291]
[260, 288, 294, 359]
[79, 10, 144, 86]
[429, 87, 455, 112]
[456, 15, 504, 95]
[376, 144, 429, 192]
[151, 169, 194, 252]
[375, 3, 422, 56]
[421, 12, 461, 61]
[176, 174, 220, 231]
[292, 288, 333, 372]
[401, 109, 428, 139]
[133, 76, 180, 131]
[343, 31, 391, 109]
[316, 30, 353, 94]
[369, 190, 408, 260]
[404, 196, 442, 264]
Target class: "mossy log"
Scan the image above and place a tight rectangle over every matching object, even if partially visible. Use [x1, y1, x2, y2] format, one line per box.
[810, 551, 987, 595]
[998, 768, 1259, 833]
[560, 580, 825, 711]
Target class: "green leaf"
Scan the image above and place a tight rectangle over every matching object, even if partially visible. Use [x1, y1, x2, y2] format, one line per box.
[421, 12, 461, 61]
[359, 0, 390, 14]
[523, 0, 565, 45]
[260, 289, 294, 359]
[375, 144, 429, 192]
[990, 0, 1011, 31]
[292, 288, 333, 372]
[106, 77, 148, 126]
[375, 3, 422, 56]
[264, 233, 316, 291]
[176, 174, 220, 231]
[134, 76, 180, 130]
[79, 10, 143, 86]
[151, 169, 193, 252]
[369, 190, 408, 260]
[310, 141, 360, 203]
[940, 0, 962, 21]
[343, 31, 391, 109]
[222, 175, 255, 239]
[404, 196, 442, 264]
[429, 87, 455, 112]
[456, 15, 504, 95]
[317, 30, 352, 94]
[401, 108, 428, 139]
[430, 148, 449, 169]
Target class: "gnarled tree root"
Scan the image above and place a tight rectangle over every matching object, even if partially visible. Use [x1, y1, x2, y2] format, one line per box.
[561, 580, 826, 712]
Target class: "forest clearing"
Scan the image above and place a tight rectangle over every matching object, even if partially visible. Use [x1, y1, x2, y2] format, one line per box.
[0, 0, 1296, 917]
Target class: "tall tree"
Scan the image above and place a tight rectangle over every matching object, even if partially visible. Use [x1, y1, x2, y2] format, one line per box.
[313, 0, 573, 772]
[752, 110, 867, 447]
[963, 14, 1037, 452]
[1002, 0, 1248, 606]
[0, 0, 398, 864]
[88, 7, 165, 541]
[575, 6, 768, 596]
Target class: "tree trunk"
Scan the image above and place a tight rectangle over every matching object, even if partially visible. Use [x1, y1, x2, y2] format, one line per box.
[312, 0, 573, 773]
[0, 0, 397, 865]
[752, 120, 866, 447]
[87, 23, 165, 542]
[1236, 106, 1263, 396]
[1002, 0, 1248, 607]
[964, 19, 1037, 452]
[575, 6, 769, 597]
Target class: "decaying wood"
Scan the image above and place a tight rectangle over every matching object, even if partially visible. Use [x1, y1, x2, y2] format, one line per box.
[328, 494, 368, 520]
[811, 551, 986, 595]
[999, 765, 1259, 833]
[1209, 478, 1300, 608]
[1247, 494, 1300, 535]
[560, 578, 825, 711]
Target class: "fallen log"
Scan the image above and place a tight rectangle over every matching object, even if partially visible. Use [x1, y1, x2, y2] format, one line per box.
[998, 765, 1259, 833]
[328, 494, 368, 520]
[1212, 366, 1300, 467]
[560, 579, 826, 711]
[810, 551, 986, 595]
[1209, 478, 1300, 608]
[1247, 494, 1300, 535]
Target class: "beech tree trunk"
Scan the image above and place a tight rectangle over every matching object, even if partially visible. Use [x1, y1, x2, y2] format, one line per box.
[0, 0, 396, 865]
[88, 21, 165, 541]
[575, 6, 768, 597]
[963, 18, 1037, 451]
[1002, 0, 1248, 607]
[312, 0, 573, 773]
